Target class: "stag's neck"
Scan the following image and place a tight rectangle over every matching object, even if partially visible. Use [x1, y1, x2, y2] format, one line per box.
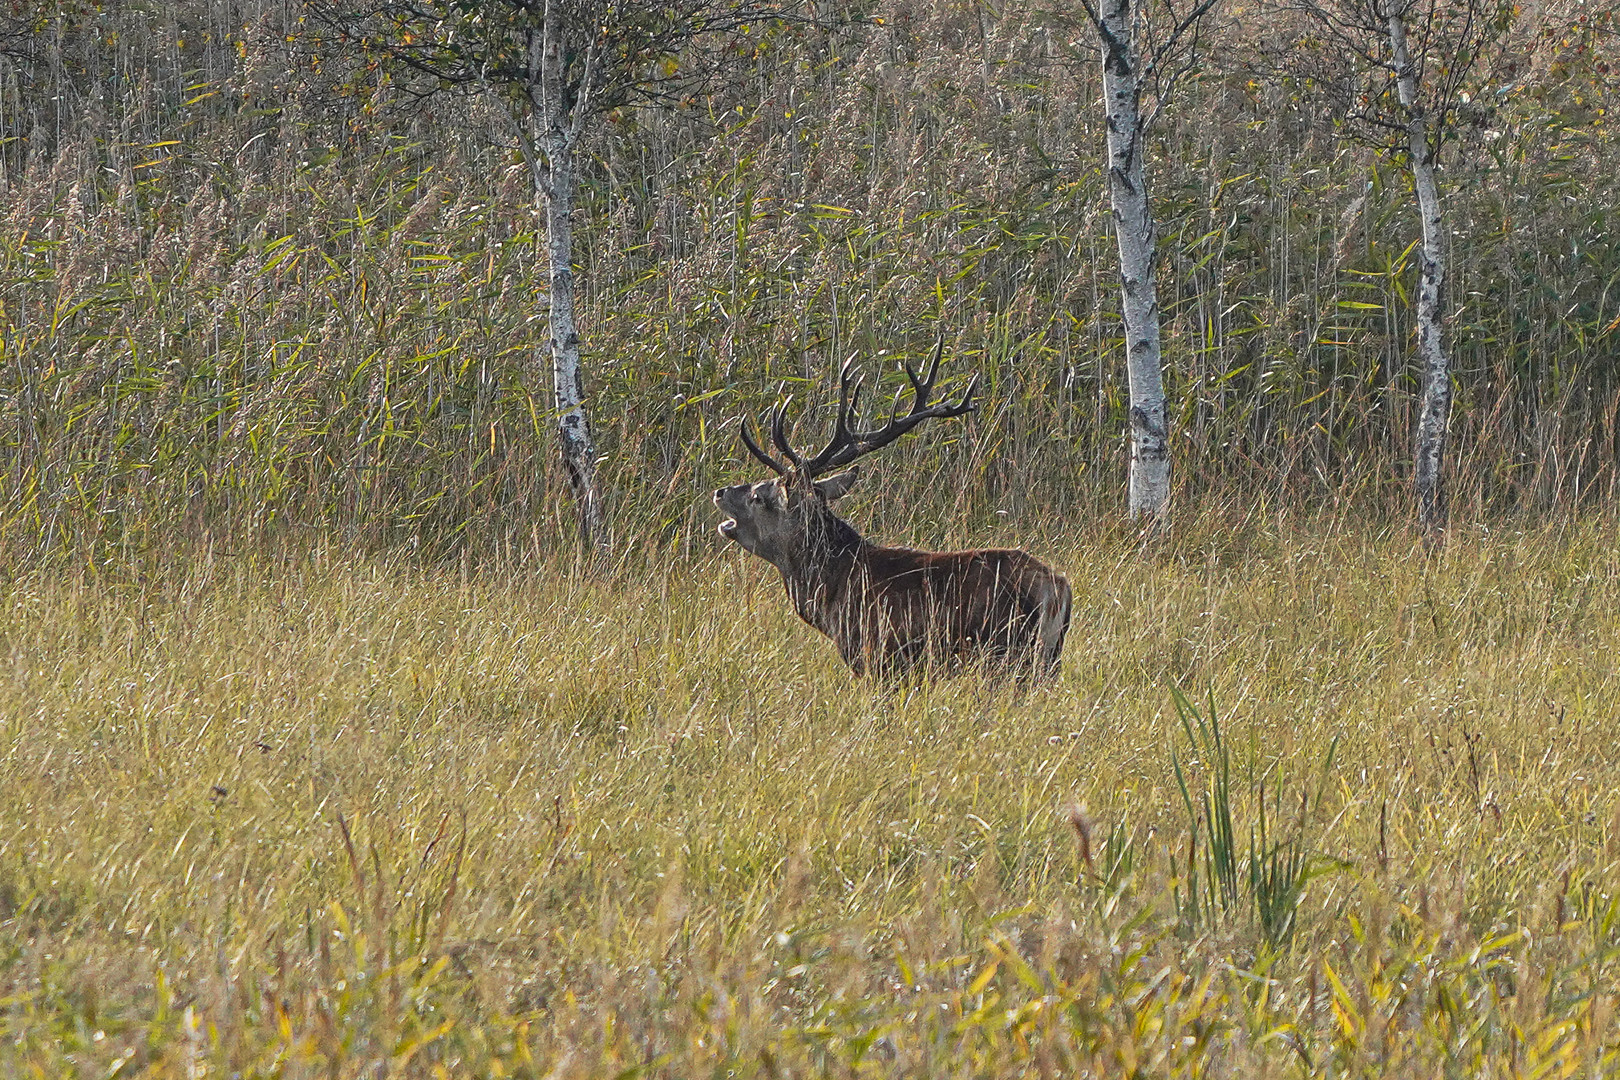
[777, 511, 867, 630]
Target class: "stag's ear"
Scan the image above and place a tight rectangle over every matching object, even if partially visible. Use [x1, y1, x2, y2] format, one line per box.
[813, 466, 861, 502]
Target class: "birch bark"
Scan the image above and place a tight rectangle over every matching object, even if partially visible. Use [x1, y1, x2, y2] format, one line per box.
[528, 6, 607, 552]
[1388, 8, 1450, 534]
[1096, 0, 1171, 519]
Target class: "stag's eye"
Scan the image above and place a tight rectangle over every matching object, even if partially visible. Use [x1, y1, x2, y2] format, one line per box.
[748, 493, 764, 504]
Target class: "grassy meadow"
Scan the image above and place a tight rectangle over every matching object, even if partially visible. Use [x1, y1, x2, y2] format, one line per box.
[4, 1, 1620, 1073]
[5, 506, 1620, 1076]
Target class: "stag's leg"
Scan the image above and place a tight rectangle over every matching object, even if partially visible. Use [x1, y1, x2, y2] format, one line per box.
[998, 609, 1045, 687]
[835, 637, 872, 677]
[880, 638, 929, 679]
[840, 637, 922, 680]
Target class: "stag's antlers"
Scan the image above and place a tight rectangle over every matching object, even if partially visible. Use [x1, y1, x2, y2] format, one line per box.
[737, 339, 978, 482]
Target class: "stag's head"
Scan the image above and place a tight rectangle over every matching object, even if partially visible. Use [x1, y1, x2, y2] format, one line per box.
[714, 341, 977, 566]
[713, 468, 862, 560]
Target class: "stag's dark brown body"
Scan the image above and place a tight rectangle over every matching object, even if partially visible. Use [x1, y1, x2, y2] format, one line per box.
[855, 546, 1069, 672]
[792, 537, 1071, 679]
[714, 344, 1070, 681]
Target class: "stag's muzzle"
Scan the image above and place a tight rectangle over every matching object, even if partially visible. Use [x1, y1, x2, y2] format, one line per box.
[713, 487, 741, 541]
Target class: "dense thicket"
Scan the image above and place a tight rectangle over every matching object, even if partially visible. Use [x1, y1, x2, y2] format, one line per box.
[1, 0, 1616, 566]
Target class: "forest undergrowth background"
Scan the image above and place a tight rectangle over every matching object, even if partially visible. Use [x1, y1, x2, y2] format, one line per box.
[2, 0, 1616, 566]
[3, 0, 1620, 1073]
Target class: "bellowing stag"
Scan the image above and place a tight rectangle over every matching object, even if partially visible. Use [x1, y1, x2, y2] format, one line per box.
[714, 346, 1070, 680]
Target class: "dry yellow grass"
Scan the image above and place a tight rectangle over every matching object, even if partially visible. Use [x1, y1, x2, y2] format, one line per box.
[3, 509, 1620, 1075]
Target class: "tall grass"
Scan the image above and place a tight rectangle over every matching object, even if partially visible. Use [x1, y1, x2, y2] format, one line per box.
[5, 509, 1620, 1073]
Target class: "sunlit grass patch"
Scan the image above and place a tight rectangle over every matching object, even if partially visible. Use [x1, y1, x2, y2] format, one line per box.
[3, 515, 1620, 1074]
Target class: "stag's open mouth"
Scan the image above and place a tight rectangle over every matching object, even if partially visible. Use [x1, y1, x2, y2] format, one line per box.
[718, 519, 739, 541]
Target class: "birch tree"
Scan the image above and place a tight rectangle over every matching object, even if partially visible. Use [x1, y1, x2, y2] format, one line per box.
[1281, 0, 1513, 535]
[312, 0, 792, 552]
[1075, 0, 1218, 520]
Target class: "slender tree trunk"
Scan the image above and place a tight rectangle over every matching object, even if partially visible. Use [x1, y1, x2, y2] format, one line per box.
[1096, 0, 1170, 519]
[1389, 8, 1450, 536]
[532, 11, 607, 552]
[538, 126, 607, 550]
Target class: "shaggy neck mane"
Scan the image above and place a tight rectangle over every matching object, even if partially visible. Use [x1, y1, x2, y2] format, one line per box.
[780, 503, 866, 625]
[804, 503, 864, 562]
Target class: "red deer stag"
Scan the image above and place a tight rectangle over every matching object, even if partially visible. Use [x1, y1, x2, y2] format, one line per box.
[714, 345, 1070, 680]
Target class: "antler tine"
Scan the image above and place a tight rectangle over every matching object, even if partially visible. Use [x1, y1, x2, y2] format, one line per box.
[900, 335, 947, 411]
[737, 413, 788, 476]
[837, 360, 865, 441]
[768, 397, 806, 471]
[792, 361, 863, 478]
[950, 371, 980, 416]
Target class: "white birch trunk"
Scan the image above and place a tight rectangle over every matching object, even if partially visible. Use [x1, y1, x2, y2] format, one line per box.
[1096, 0, 1171, 519]
[531, 9, 607, 552]
[1388, 7, 1450, 534]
